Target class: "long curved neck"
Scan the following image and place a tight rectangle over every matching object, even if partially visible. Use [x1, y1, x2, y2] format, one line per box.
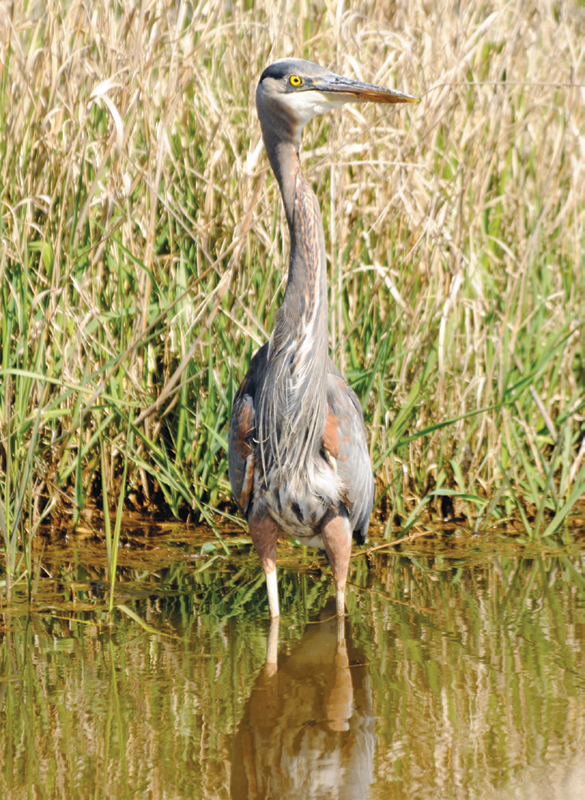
[263, 134, 329, 367]
[257, 121, 330, 478]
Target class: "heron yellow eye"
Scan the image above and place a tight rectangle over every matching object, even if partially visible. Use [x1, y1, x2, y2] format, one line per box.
[289, 75, 302, 87]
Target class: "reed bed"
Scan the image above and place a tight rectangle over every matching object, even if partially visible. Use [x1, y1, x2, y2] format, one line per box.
[1, 0, 584, 580]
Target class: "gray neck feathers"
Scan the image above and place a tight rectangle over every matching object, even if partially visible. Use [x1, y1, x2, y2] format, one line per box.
[257, 108, 329, 484]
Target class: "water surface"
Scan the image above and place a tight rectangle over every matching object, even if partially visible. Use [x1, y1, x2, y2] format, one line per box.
[1, 528, 584, 798]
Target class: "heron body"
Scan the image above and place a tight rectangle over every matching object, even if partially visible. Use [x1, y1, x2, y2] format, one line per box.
[229, 59, 417, 617]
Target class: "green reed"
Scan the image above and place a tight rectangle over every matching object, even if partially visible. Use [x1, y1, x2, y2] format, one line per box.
[0, 0, 583, 591]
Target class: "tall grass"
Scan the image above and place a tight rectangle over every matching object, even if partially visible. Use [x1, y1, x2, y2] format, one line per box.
[1, 0, 584, 578]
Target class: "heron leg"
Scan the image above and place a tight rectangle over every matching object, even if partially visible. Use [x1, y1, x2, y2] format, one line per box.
[326, 617, 352, 732]
[249, 512, 280, 618]
[265, 615, 280, 676]
[321, 512, 352, 616]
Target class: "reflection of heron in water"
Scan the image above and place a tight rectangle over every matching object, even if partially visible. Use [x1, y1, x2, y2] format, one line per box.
[230, 604, 375, 799]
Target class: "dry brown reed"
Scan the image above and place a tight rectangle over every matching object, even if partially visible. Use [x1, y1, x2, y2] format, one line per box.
[0, 0, 584, 550]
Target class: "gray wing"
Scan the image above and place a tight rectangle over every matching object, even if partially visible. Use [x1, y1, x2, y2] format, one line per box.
[228, 344, 268, 516]
[325, 362, 374, 544]
[228, 384, 255, 516]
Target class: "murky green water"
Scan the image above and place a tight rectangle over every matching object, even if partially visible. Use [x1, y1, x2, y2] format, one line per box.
[1, 530, 584, 799]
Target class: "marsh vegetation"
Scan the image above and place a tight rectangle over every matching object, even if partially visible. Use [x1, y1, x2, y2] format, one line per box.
[1, 1, 584, 581]
[2, 6, 584, 797]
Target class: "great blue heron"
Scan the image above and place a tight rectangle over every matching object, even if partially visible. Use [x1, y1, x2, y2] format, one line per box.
[229, 58, 417, 617]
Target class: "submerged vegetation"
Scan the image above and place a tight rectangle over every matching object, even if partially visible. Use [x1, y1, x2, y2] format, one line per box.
[1, 0, 584, 585]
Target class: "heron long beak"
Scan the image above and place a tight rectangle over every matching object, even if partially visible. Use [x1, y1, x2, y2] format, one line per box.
[311, 73, 418, 105]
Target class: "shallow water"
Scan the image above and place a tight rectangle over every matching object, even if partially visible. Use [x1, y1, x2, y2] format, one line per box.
[1, 528, 584, 799]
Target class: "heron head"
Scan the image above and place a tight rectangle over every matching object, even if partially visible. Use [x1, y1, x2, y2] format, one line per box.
[256, 58, 418, 143]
